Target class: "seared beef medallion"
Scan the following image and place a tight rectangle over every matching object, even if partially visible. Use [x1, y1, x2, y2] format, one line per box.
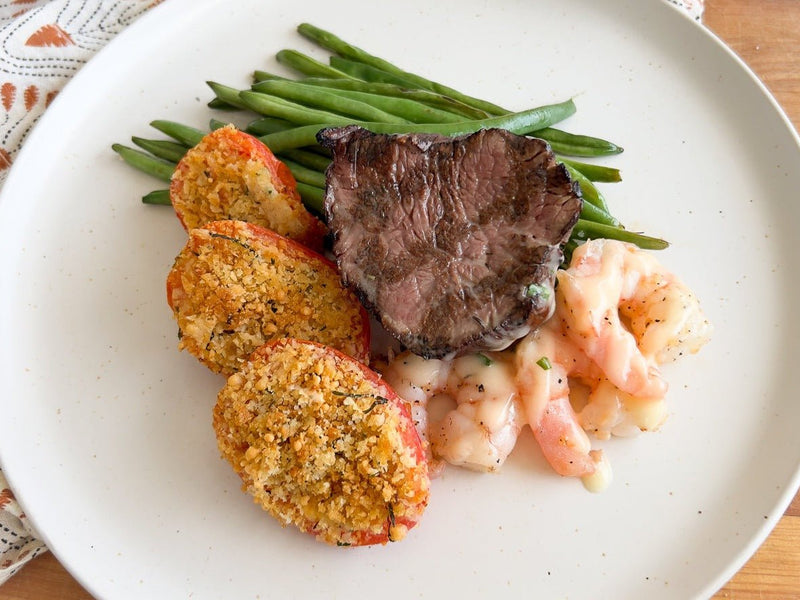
[318, 125, 582, 359]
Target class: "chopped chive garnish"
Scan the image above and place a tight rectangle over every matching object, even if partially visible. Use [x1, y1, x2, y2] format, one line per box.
[525, 283, 551, 301]
[536, 356, 552, 370]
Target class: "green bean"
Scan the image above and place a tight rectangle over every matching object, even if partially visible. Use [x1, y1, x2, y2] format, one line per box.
[252, 70, 289, 83]
[275, 49, 353, 80]
[299, 23, 627, 160]
[245, 116, 295, 136]
[149, 120, 205, 147]
[259, 98, 577, 153]
[562, 163, 610, 213]
[251, 79, 411, 124]
[112, 144, 174, 182]
[208, 97, 238, 110]
[504, 99, 577, 136]
[278, 148, 331, 172]
[295, 182, 325, 214]
[534, 127, 623, 157]
[131, 137, 187, 163]
[559, 157, 621, 183]
[207, 81, 254, 111]
[300, 26, 623, 154]
[328, 56, 420, 87]
[298, 77, 491, 119]
[239, 91, 364, 126]
[579, 198, 618, 227]
[285, 27, 623, 153]
[279, 84, 465, 124]
[142, 189, 171, 205]
[256, 126, 326, 153]
[209, 119, 244, 132]
[571, 220, 669, 250]
[297, 25, 625, 153]
[297, 23, 507, 115]
[281, 158, 327, 188]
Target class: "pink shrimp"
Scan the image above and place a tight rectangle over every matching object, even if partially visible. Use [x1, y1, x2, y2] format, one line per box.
[555, 239, 711, 398]
[514, 321, 611, 491]
[383, 351, 524, 472]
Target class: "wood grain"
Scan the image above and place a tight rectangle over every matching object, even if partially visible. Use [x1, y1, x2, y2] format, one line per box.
[704, 4, 800, 597]
[1, 1, 798, 598]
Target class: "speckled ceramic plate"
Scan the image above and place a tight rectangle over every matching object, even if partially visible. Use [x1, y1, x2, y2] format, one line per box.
[1, 0, 799, 598]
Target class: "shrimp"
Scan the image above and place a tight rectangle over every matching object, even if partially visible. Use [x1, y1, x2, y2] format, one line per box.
[578, 380, 668, 440]
[382, 351, 524, 472]
[382, 239, 710, 491]
[555, 239, 712, 398]
[430, 353, 523, 471]
[381, 352, 450, 474]
[620, 252, 713, 364]
[514, 321, 612, 491]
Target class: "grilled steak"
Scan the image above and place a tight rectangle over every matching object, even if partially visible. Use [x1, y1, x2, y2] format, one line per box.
[318, 126, 582, 359]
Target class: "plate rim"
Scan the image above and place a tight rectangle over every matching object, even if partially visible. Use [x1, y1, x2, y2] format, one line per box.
[0, 0, 798, 598]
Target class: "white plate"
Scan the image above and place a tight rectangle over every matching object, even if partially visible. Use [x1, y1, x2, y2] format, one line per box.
[1, 0, 799, 598]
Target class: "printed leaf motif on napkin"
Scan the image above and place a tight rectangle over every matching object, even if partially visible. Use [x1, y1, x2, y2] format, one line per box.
[25, 22, 74, 46]
[0, 0, 157, 180]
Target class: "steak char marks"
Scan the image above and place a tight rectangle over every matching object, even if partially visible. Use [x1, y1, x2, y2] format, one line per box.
[318, 125, 582, 359]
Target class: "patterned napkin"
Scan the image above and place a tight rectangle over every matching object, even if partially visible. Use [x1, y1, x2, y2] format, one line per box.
[0, 0, 703, 586]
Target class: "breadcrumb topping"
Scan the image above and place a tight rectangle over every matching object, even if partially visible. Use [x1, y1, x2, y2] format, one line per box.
[213, 338, 430, 546]
[167, 220, 369, 375]
[170, 125, 326, 250]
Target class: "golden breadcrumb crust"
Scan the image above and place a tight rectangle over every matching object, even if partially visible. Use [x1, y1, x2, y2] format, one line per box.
[170, 125, 327, 251]
[213, 338, 430, 546]
[167, 220, 369, 376]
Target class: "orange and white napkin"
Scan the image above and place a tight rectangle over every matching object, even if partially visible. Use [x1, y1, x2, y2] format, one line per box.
[0, 0, 157, 185]
[0, 0, 703, 586]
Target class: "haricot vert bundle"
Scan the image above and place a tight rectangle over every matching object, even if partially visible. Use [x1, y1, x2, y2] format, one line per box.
[111, 22, 668, 252]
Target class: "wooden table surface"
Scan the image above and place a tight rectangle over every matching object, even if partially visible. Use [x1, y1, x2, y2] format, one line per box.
[1, 0, 799, 598]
